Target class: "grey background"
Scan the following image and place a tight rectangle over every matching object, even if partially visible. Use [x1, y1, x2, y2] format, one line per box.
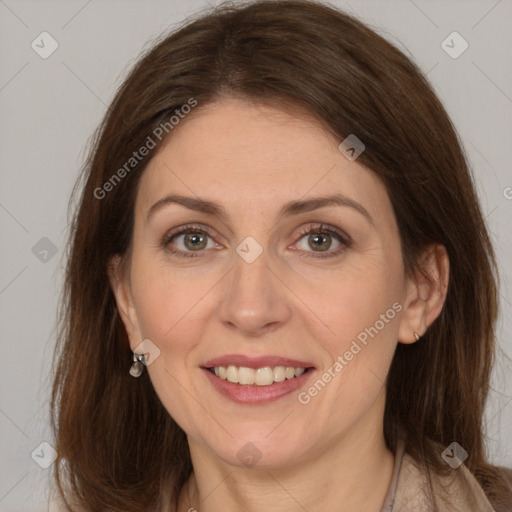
[0, 0, 511, 510]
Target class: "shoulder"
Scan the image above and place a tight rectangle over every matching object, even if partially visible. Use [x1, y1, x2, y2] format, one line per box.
[392, 451, 496, 512]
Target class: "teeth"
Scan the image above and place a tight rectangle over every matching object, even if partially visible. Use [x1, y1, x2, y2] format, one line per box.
[211, 365, 307, 385]
[273, 366, 286, 382]
[238, 366, 255, 385]
[255, 367, 274, 386]
[226, 365, 238, 383]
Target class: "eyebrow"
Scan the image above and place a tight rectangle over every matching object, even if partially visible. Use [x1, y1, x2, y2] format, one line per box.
[146, 193, 374, 226]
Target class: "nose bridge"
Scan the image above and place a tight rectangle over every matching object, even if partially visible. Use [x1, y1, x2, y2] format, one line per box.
[218, 237, 291, 334]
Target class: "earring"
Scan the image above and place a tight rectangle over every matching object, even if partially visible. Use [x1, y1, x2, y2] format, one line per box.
[129, 352, 146, 378]
[414, 332, 420, 341]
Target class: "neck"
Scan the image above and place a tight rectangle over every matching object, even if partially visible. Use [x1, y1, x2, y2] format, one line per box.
[178, 402, 395, 512]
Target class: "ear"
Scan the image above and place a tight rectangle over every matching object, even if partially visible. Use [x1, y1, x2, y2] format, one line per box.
[108, 255, 143, 351]
[397, 244, 450, 344]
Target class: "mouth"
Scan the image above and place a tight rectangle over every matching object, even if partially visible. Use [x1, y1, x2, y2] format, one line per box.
[200, 356, 316, 404]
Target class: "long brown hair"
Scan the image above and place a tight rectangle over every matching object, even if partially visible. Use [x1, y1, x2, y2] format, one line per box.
[50, 0, 512, 510]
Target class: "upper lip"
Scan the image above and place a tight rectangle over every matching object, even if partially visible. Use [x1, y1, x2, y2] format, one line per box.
[202, 354, 315, 369]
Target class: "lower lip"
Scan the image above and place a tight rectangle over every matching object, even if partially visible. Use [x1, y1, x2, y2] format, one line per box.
[202, 368, 315, 404]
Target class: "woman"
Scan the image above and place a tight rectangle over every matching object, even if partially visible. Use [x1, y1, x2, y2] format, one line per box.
[50, 0, 512, 510]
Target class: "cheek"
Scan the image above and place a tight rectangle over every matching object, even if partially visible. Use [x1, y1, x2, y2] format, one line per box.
[310, 253, 404, 392]
[129, 247, 216, 341]
[298, 250, 403, 345]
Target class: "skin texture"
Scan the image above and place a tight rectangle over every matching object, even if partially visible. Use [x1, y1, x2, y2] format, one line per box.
[110, 97, 449, 512]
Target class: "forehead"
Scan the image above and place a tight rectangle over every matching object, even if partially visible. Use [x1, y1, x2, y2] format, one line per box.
[135, 97, 390, 223]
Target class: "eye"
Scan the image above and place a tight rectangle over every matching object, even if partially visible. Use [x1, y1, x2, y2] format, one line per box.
[162, 222, 351, 259]
[293, 223, 351, 258]
[163, 224, 218, 257]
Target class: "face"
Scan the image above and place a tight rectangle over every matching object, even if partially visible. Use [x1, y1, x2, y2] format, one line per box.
[112, 97, 423, 469]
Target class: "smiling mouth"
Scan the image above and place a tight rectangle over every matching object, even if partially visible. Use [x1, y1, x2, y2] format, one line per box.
[206, 365, 312, 386]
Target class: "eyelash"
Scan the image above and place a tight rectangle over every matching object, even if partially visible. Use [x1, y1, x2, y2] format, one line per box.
[162, 223, 351, 259]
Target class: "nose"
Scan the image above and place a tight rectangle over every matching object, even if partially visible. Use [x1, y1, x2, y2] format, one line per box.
[217, 247, 292, 337]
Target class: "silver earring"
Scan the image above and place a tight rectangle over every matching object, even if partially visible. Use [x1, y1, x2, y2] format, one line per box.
[414, 332, 420, 341]
[129, 352, 146, 377]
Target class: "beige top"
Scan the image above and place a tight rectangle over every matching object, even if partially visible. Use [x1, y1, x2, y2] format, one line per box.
[380, 438, 498, 512]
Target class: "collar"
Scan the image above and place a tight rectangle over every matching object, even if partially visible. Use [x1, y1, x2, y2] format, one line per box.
[380, 437, 495, 512]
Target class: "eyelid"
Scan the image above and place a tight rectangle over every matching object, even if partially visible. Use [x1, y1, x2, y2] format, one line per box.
[293, 223, 351, 245]
[162, 223, 220, 246]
